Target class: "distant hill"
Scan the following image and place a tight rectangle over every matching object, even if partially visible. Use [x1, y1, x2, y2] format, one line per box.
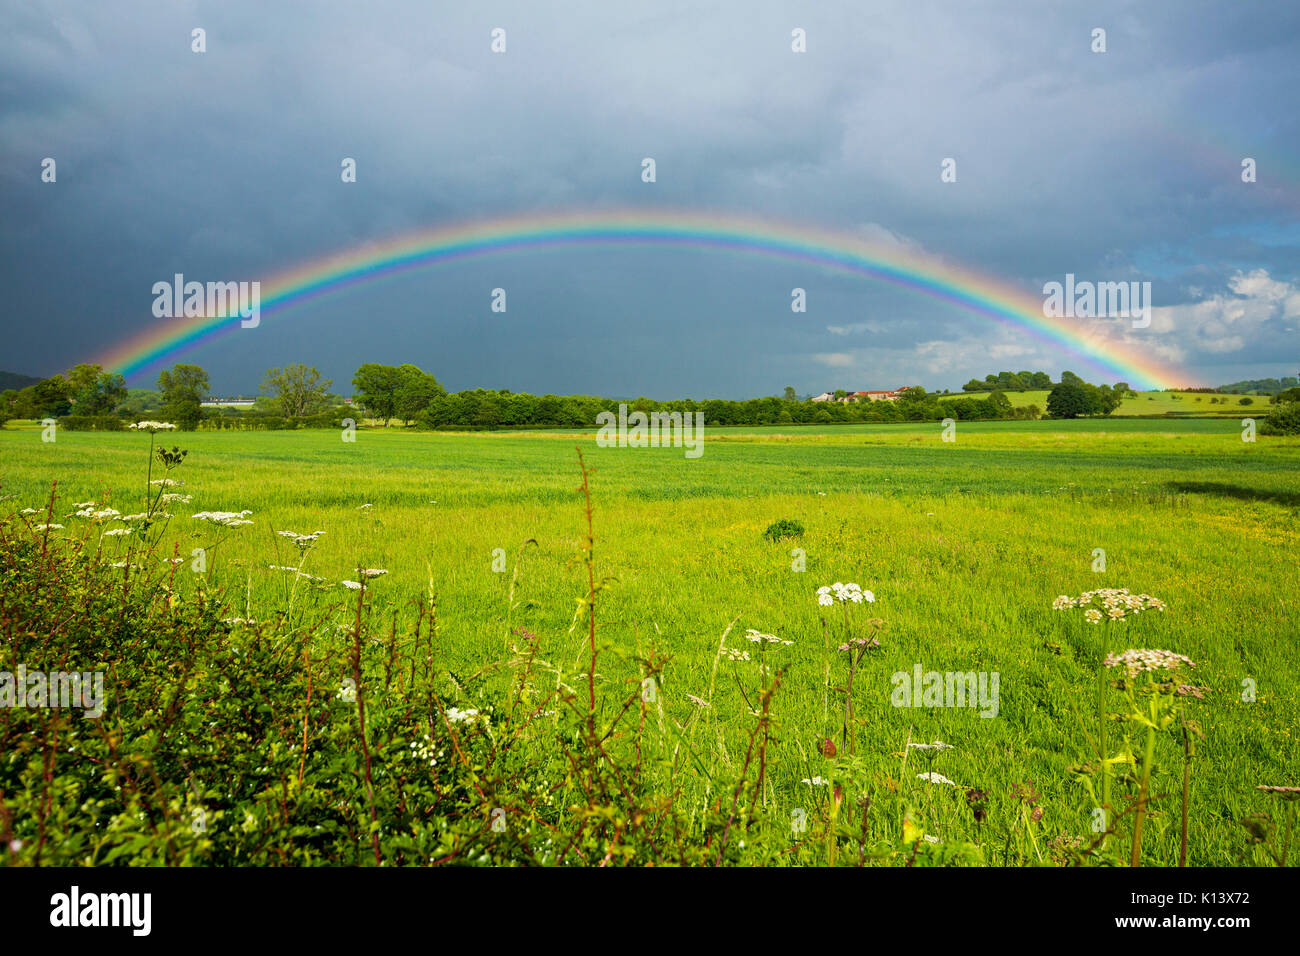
[1215, 377, 1298, 395]
[0, 370, 41, 391]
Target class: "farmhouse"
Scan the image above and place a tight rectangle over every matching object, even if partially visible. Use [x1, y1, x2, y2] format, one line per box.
[812, 387, 913, 403]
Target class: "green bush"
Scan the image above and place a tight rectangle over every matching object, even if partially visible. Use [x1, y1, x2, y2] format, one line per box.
[1259, 401, 1300, 436]
[763, 518, 805, 541]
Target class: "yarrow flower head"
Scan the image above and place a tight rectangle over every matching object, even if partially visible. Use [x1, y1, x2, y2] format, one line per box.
[128, 421, 177, 432]
[277, 530, 325, 550]
[1104, 648, 1195, 679]
[817, 582, 875, 606]
[1053, 588, 1166, 623]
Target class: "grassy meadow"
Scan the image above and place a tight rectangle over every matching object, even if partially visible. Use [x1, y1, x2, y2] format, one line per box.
[2, 417, 1298, 866]
[939, 389, 1270, 416]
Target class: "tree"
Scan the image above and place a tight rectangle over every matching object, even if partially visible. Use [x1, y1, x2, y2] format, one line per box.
[394, 365, 445, 424]
[1046, 381, 1097, 419]
[66, 363, 127, 416]
[351, 363, 405, 425]
[1095, 384, 1122, 415]
[782, 386, 798, 402]
[16, 376, 73, 419]
[157, 364, 209, 430]
[261, 364, 333, 418]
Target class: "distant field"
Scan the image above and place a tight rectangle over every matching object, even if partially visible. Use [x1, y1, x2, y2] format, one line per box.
[938, 389, 1268, 417]
[3, 418, 1297, 865]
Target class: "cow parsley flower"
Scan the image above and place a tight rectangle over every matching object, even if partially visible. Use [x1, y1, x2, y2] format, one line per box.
[917, 772, 957, 786]
[193, 510, 254, 527]
[817, 582, 875, 606]
[1103, 648, 1195, 679]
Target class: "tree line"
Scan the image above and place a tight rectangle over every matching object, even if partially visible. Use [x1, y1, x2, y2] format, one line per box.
[10, 360, 1292, 432]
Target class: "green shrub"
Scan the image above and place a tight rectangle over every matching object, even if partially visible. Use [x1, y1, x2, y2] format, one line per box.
[763, 518, 805, 541]
[1260, 401, 1300, 436]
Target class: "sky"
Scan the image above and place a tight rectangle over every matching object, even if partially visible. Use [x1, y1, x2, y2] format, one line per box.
[1, 0, 1298, 398]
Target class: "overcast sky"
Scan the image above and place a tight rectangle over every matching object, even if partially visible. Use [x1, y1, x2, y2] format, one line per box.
[2, 0, 1297, 397]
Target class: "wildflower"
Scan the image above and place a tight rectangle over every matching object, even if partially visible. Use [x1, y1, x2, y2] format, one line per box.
[222, 617, 257, 626]
[34, 523, 64, 531]
[359, 568, 387, 578]
[822, 737, 837, 758]
[917, 772, 956, 786]
[685, 694, 711, 708]
[1174, 684, 1209, 699]
[277, 530, 325, 549]
[160, 492, 192, 504]
[838, 636, 880, 652]
[74, 507, 122, 521]
[1103, 648, 1195, 679]
[20, 508, 40, 515]
[128, 421, 178, 432]
[817, 582, 875, 606]
[408, 735, 438, 766]
[150, 478, 184, 488]
[103, 528, 133, 537]
[1010, 781, 1041, 804]
[801, 777, 830, 786]
[340, 580, 362, 590]
[744, 628, 791, 646]
[357, 503, 373, 511]
[192, 510, 254, 527]
[908, 741, 953, 752]
[70, 501, 97, 509]
[444, 707, 479, 725]
[722, 648, 750, 662]
[1055, 588, 1166, 618]
[336, 681, 356, 703]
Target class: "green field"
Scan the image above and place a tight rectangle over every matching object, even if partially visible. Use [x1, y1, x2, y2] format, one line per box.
[2, 418, 1298, 865]
[939, 389, 1270, 417]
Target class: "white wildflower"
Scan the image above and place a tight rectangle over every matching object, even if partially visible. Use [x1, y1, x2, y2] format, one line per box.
[917, 772, 957, 786]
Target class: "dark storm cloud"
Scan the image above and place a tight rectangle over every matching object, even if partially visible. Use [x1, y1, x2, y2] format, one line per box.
[1, 0, 1296, 395]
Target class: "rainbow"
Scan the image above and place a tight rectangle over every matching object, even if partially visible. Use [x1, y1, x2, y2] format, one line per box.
[93, 208, 1191, 389]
